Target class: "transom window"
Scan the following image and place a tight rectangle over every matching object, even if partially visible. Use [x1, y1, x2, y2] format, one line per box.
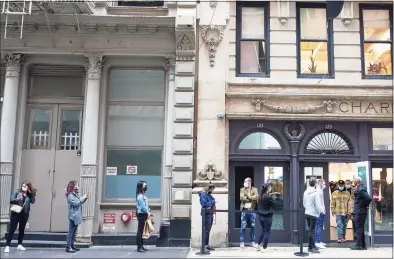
[117, 1, 164, 7]
[239, 132, 281, 150]
[360, 5, 393, 78]
[305, 130, 354, 155]
[297, 4, 333, 77]
[236, 2, 269, 77]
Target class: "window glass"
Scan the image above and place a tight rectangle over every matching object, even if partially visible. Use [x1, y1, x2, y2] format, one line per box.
[372, 128, 393, 150]
[59, 109, 81, 150]
[372, 167, 393, 231]
[362, 9, 392, 76]
[29, 76, 84, 97]
[240, 41, 266, 73]
[29, 108, 52, 149]
[108, 70, 165, 102]
[107, 105, 165, 146]
[264, 167, 284, 230]
[300, 8, 327, 40]
[239, 132, 281, 149]
[242, 7, 265, 38]
[105, 149, 162, 199]
[300, 42, 328, 74]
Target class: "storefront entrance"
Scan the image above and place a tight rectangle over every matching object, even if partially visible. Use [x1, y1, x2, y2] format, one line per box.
[229, 162, 291, 245]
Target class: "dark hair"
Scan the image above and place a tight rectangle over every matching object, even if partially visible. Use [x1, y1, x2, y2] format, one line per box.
[65, 180, 78, 197]
[21, 181, 37, 196]
[260, 183, 270, 198]
[136, 181, 146, 198]
[309, 177, 317, 187]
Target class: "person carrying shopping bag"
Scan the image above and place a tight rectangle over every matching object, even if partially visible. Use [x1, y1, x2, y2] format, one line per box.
[136, 181, 150, 253]
[4, 181, 37, 253]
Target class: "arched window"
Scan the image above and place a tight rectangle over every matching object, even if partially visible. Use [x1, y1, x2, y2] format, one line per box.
[238, 132, 281, 150]
[305, 130, 354, 155]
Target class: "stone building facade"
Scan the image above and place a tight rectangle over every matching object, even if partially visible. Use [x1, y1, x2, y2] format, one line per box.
[192, 0, 393, 248]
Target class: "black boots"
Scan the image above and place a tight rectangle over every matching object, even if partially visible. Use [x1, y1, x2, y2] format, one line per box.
[71, 246, 80, 251]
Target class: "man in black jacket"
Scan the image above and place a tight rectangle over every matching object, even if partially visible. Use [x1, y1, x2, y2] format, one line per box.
[351, 176, 372, 250]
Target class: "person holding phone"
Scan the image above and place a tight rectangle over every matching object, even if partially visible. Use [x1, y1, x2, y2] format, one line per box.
[65, 180, 88, 253]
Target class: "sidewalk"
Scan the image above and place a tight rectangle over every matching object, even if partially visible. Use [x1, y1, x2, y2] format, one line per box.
[187, 246, 393, 258]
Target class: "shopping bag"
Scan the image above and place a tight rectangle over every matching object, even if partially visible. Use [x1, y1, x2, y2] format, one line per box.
[142, 216, 155, 239]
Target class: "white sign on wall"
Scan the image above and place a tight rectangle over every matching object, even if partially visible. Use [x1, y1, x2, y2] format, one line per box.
[106, 167, 117, 175]
[126, 165, 138, 175]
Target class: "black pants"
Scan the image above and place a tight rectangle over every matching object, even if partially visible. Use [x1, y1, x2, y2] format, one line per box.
[6, 211, 29, 246]
[203, 216, 213, 246]
[136, 213, 148, 249]
[305, 215, 317, 250]
[257, 216, 273, 249]
[354, 213, 367, 248]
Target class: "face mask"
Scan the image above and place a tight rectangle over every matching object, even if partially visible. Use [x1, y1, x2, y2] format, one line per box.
[339, 187, 344, 191]
[74, 185, 79, 193]
[244, 182, 249, 188]
[346, 185, 351, 189]
[21, 186, 28, 192]
[143, 186, 148, 192]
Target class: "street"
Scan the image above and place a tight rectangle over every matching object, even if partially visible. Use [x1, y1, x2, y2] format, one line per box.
[0, 246, 190, 258]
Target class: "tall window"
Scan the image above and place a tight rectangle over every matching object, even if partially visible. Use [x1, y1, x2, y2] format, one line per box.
[297, 4, 333, 77]
[105, 69, 165, 200]
[236, 2, 269, 77]
[360, 5, 393, 78]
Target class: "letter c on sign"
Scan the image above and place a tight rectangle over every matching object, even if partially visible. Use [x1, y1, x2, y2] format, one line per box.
[339, 102, 349, 113]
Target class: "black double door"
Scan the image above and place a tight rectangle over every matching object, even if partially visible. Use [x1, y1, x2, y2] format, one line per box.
[229, 161, 291, 246]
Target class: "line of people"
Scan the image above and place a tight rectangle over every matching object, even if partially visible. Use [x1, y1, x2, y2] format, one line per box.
[4, 179, 151, 254]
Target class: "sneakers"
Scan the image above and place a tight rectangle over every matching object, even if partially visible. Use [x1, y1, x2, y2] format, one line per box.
[17, 245, 26, 251]
[240, 242, 245, 248]
[308, 248, 320, 254]
[315, 242, 326, 249]
[251, 242, 257, 248]
[4, 246, 9, 253]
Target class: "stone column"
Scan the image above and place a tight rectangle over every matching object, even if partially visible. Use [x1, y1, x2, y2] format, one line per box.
[0, 53, 22, 235]
[78, 55, 103, 240]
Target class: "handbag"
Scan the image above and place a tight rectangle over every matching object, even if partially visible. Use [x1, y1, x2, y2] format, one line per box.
[10, 198, 27, 214]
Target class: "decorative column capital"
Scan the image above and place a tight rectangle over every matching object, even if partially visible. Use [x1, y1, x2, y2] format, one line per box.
[165, 56, 176, 80]
[1, 53, 23, 67]
[85, 55, 104, 80]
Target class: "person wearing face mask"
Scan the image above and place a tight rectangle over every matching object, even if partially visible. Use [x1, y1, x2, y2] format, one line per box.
[198, 183, 216, 254]
[136, 181, 150, 253]
[314, 179, 327, 249]
[330, 180, 353, 243]
[239, 177, 258, 248]
[344, 179, 356, 241]
[65, 180, 88, 253]
[5, 181, 37, 253]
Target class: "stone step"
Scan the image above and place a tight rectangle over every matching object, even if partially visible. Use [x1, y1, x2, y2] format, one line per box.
[4, 232, 67, 242]
[0, 240, 91, 248]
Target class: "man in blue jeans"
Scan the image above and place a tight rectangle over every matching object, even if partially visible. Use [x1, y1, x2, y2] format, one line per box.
[239, 178, 259, 248]
[315, 179, 327, 249]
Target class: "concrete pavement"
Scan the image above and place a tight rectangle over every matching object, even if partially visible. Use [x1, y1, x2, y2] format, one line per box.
[0, 246, 190, 258]
[187, 246, 393, 258]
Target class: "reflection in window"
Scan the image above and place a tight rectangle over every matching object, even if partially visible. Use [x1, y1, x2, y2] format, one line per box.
[372, 168, 393, 231]
[298, 7, 330, 75]
[237, 4, 268, 75]
[372, 128, 393, 150]
[239, 132, 281, 149]
[264, 167, 284, 230]
[362, 8, 392, 76]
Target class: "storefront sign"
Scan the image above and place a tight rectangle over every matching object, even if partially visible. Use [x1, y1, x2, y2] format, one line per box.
[103, 212, 116, 231]
[106, 167, 117, 175]
[131, 211, 137, 220]
[338, 102, 392, 114]
[126, 165, 138, 175]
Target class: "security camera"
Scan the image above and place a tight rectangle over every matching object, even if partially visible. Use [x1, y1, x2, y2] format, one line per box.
[216, 112, 225, 119]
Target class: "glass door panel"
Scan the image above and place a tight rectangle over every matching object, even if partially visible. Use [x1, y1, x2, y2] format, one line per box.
[58, 109, 82, 150]
[27, 108, 53, 149]
[264, 166, 284, 231]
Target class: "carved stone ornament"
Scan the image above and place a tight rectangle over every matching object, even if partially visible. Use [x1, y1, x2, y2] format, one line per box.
[284, 124, 306, 141]
[198, 161, 223, 181]
[86, 23, 97, 33]
[209, 0, 218, 8]
[200, 25, 225, 67]
[85, 56, 104, 78]
[127, 25, 138, 33]
[148, 25, 158, 33]
[1, 53, 23, 67]
[165, 57, 175, 74]
[48, 23, 57, 32]
[251, 99, 337, 114]
[176, 34, 195, 60]
[106, 24, 117, 33]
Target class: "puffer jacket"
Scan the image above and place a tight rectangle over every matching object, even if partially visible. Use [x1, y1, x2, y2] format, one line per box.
[353, 184, 372, 214]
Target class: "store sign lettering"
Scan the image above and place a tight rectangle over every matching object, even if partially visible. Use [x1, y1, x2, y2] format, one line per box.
[338, 102, 392, 114]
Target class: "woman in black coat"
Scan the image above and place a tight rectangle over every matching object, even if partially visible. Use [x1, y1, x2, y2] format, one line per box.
[256, 183, 275, 252]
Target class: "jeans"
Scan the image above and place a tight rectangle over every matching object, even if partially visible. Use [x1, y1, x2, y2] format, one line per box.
[136, 213, 148, 249]
[354, 213, 367, 248]
[203, 216, 214, 246]
[347, 217, 356, 239]
[305, 215, 317, 250]
[257, 216, 273, 249]
[66, 220, 78, 248]
[240, 211, 256, 243]
[315, 213, 325, 243]
[6, 212, 29, 246]
[335, 215, 347, 239]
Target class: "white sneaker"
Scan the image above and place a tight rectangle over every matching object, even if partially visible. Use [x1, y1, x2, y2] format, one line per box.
[4, 246, 10, 253]
[321, 242, 327, 246]
[240, 242, 245, 248]
[251, 242, 257, 248]
[256, 245, 261, 251]
[315, 242, 326, 249]
[17, 245, 26, 251]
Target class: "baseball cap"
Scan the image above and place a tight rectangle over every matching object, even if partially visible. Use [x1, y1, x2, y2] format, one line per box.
[338, 180, 345, 185]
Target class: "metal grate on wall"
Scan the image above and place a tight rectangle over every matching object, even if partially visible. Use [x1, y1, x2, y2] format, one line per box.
[28, 65, 86, 77]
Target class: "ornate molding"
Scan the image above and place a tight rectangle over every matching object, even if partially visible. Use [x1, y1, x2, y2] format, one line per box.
[200, 25, 225, 67]
[148, 24, 158, 33]
[176, 33, 195, 60]
[86, 23, 97, 33]
[85, 56, 104, 80]
[197, 161, 223, 181]
[284, 124, 306, 141]
[209, 0, 218, 8]
[106, 24, 117, 33]
[165, 57, 176, 77]
[251, 99, 336, 114]
[1, 53, 23, 67]
[127, 24, 138, 33]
